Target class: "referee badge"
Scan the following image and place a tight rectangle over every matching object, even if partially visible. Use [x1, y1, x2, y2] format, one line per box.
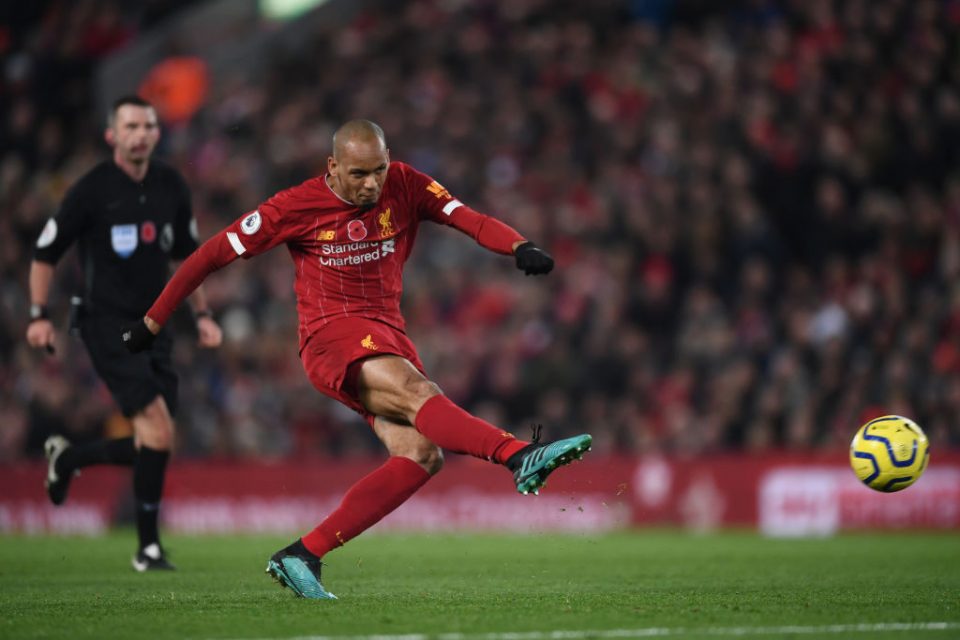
[110, 224, 138, 258]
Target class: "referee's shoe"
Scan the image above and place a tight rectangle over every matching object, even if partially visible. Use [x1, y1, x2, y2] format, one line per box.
[44, 435, 77, 506]
[132, 543, 176, 572]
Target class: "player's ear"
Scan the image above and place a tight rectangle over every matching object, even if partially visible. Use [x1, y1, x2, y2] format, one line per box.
[327, 155, 337, 176]
[104, 127, 115, 147]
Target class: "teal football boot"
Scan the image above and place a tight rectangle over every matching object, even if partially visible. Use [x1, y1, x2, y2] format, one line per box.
[507, 428, 592, 495]
[266, 540, 337, 600]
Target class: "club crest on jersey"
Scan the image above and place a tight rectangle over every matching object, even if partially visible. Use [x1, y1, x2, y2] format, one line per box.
[240, 211, 262, 235]
[111, 224, 138, 258]
[140, 221, 157, 244]
[347, 219, 368, 241]
[377, 208, 396, 238]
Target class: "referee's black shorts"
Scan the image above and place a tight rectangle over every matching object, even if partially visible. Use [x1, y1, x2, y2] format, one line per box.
[79, 315, 178, 418]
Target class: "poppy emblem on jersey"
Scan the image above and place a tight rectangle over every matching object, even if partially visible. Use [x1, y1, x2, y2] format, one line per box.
[378, 208, 395, 238]
[110, 224, 138, 258]
[36, 219, 58, 248]
[241, 211, 262, 235]
[347, 219, 368, 241]
[140, 221, 157, 244]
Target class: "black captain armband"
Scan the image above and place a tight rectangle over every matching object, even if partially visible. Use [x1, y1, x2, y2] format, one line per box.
[193, 309, 213, 320]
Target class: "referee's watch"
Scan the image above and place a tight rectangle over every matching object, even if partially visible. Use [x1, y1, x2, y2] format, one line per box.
[29, 304, 49, 322]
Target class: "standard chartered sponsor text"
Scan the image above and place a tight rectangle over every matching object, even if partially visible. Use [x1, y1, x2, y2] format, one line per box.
[319, 239, 394, 266]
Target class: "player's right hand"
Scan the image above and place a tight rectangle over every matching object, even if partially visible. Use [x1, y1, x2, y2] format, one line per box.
[121, 318, 156, 353]
[26, 319, 56, 354]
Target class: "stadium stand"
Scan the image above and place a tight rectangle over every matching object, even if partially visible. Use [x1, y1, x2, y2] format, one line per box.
[3, 0, 959, 462]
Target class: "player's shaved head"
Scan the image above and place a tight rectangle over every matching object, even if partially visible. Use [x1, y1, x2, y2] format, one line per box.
[332, 120, 387, 160]
[327, 120, 390, 208]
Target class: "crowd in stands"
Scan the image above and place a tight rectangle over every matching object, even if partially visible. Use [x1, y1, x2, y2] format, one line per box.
[3, 0, 960, 461]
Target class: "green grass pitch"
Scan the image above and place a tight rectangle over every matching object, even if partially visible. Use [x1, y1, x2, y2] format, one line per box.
[1, 531, 958, 640]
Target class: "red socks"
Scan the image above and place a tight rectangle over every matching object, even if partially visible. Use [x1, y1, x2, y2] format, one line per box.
[301, 397, 528, 559]
[302, 456, 431, 558]
[414, 395, 528, 464]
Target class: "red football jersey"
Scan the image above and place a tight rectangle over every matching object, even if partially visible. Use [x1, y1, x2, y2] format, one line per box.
[148, 161, 524, 350]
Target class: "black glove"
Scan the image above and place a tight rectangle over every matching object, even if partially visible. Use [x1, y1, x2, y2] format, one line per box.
[514, 242, 554, 275]
[121, 319, 156, 353]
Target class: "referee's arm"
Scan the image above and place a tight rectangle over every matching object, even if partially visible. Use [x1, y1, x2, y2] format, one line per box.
[26, 260, 57, 353]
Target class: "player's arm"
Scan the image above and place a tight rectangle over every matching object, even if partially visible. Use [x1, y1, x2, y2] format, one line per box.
[123, 208, 282, 352]
[169, 264, 222, 349]
[444, 205, 554, 275]
[167, 171, 221, 348]
[412, 169, 554, 275]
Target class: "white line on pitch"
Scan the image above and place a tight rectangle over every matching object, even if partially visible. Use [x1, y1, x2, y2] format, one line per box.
[225, 621, 960, 640]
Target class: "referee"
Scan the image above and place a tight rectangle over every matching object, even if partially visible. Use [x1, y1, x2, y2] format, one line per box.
[25, 95, 222, 571]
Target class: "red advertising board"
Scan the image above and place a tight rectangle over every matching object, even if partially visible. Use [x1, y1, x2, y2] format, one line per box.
[2, 452, 958, 535]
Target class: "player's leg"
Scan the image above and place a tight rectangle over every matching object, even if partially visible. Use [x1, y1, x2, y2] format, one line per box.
[129, 395, 176, 572]
[44, 435, 136, 506]
[357, 355, 530, 463]
[359, 354, 592, 495]
[268, 417, 439, 599]
[301, 416, 441, 555]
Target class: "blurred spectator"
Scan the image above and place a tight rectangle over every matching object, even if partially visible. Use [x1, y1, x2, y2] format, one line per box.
[4, 0, 960, 461]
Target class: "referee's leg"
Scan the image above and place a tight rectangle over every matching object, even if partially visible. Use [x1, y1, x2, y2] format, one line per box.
[129, 395, 176, 571]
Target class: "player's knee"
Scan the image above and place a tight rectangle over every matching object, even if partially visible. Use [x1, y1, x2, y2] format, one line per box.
[403, 379, 442, 414]
[407, 378, 442, 407]
[407, 443, 444, 475]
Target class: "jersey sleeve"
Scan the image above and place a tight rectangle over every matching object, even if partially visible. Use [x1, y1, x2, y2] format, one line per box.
[147, 186, 307, 325]
[220, 186, 307, 260]
[169, 171, 200, 260]
[33, 181, 93, 264]
[405, 164, 525, 256]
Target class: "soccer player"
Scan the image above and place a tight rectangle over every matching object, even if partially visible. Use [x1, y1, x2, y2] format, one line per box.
[26, 95, 223, 571]
[122, 119, 591, 599]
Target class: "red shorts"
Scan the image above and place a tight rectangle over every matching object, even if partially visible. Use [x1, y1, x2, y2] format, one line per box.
[301, 317, 426, 426]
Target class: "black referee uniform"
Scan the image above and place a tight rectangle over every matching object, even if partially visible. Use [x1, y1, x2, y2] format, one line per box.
[33, 159, 199, 416]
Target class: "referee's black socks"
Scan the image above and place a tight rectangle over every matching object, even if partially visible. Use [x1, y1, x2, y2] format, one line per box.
[57, 437, 136, 475]
[133, 445, 170, 549]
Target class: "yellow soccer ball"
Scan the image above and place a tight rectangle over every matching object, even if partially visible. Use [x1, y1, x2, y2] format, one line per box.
[850, 415, 930, 492]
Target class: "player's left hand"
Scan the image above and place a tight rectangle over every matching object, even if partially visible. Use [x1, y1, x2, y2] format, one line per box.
[514, 242, 554, 275]
[121, 318, 156, 353]
[196, 315, 223, 349]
